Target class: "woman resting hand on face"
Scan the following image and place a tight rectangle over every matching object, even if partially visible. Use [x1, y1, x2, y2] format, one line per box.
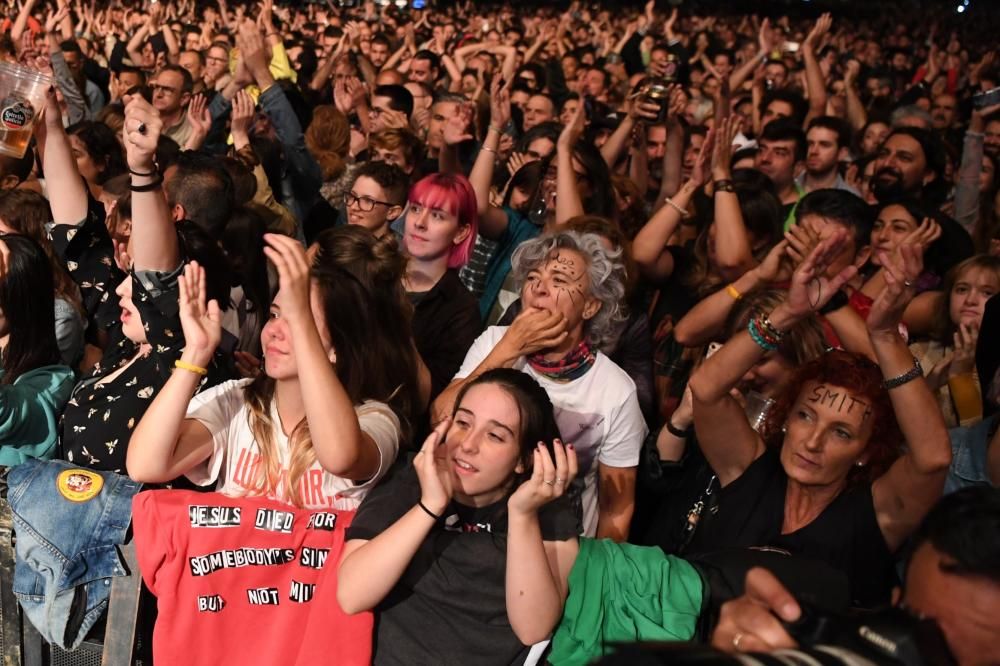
[338, 369, 581, 665]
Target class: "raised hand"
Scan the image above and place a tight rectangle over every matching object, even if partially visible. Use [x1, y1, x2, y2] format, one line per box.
[557, 95, 586, 151]
[507, 151, 535, 176]
[122, 93, 162, 172]
[489, 74, 511, 131]
[414, 417, 454, 516]
[443, 104, 474, 146]
[868, 242, 923, 337]
[784, 222, 820, 266]
[230, 89, 254, 147]
[783, 230, 859, 319]
[263, 233, 312, 326]
[758, 17, 775, 55]
[177, 260, 222, 366]
[688, 126, 714, 187]
[753, 239, 793, 284]
[950, 323, 979, 377]
[802, 12, 832, 51]
[711, 115, 742, 181]
[508, 440, 578, 517]
[186, 93, 211, 141]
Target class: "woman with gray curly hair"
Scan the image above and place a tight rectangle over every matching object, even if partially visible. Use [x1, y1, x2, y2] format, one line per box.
[433, 230, 647, 541]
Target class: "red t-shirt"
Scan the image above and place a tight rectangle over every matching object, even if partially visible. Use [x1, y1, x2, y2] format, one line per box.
[132, 489, 372, 666]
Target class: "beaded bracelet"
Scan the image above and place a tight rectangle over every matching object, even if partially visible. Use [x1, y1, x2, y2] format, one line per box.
[748, 315, 784, 352]
[748, 317, 778, 352]
[757, 315, 784, 346]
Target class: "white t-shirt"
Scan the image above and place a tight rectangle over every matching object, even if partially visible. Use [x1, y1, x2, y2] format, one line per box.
[455, 326, 647, 536]
[185, 379, 401, 511]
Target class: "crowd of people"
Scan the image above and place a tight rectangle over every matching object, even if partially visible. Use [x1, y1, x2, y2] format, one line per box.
[0, 0, 998, 663]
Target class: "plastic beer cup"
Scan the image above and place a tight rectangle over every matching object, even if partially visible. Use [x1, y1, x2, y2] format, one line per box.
[0, 63, 52, 159]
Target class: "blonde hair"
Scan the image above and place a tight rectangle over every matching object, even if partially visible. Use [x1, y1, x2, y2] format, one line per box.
[238, 227, 419, 507]
[243, 377, 316, 507]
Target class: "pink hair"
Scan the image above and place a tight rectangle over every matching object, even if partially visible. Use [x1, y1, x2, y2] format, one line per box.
[408, 173, 479, 268]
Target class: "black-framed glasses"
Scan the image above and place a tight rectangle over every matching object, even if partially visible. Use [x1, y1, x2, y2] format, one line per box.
[345, 192, 393, 212]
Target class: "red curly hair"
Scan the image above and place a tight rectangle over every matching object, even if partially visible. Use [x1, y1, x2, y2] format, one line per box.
[759, 349, 903, 485]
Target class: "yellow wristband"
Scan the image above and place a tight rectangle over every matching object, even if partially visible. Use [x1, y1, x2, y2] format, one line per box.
[174, 360, 208, 376]
[725, 284, 743, 301]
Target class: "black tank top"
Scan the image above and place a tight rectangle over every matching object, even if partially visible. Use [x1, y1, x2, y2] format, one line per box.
[687, 448, 897, 608]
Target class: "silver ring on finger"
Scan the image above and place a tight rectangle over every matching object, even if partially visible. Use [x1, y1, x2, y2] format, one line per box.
[903, 279, 914, 287]
[543, 480, 555, 486]
[732, 633, 745, 650]
[554, 477, 564, 484]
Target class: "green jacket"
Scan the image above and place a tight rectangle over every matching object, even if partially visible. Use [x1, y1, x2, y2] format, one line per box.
[549, 538, 705, 666]
[0, 365, 75, 466]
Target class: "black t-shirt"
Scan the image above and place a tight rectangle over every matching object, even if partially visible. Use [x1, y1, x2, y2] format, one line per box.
[346, 465, 580, 666]
[409, 269, 482, 401]
[686, 448, 897, 609]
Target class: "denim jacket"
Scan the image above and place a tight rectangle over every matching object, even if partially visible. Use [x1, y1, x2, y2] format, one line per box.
[945, 414, 999, 494]
[8, 459, 141, 650]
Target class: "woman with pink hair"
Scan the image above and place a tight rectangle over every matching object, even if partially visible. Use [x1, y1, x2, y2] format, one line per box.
[402, 173, 482, 408]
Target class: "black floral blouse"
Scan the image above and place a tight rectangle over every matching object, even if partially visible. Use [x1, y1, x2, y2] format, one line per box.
[52, 209, 231, 473]
[48, 198, 123, 335]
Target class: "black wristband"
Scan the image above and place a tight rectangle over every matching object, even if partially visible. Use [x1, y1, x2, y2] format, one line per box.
[713, 179, 735, 192]
[128, 166, 158, 177]
[665, 418, 693, 439]
[819, 289, 850, 315]
[130, 174, 164, 192]
[417, 500, 442, 521]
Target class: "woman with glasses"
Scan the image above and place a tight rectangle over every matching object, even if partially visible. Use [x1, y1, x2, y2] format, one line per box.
[343, 161, 409, 239]
[403, 173, 481, 409]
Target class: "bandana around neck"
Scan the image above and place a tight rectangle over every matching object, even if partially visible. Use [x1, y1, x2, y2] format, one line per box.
[527, 340, 596, 383]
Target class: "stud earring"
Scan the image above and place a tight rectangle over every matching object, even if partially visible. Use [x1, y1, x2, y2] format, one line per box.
[855, 461, 864, 467]
[781, 425, 788, 434]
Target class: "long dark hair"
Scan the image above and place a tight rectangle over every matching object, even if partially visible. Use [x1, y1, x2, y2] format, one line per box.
[67, 121, 127, 185]
[0, 234, 60, 383]
[241, 227, 420, 506]
[452, 368, 562, 487]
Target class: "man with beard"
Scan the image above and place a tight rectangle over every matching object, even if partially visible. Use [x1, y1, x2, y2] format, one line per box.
[870, 127, 946, 206]
[798, 116, 856, 194]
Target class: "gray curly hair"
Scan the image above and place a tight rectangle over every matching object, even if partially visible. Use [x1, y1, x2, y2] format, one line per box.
[510, 230, 628, 352]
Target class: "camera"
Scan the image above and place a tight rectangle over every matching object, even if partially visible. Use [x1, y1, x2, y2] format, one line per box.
[595, 605, 956, 666]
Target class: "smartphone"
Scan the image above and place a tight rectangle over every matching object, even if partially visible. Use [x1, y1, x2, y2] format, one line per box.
[973, 86, 1000, 110]
[783, 41, 800, 53]
[583, 95, 595, 122]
